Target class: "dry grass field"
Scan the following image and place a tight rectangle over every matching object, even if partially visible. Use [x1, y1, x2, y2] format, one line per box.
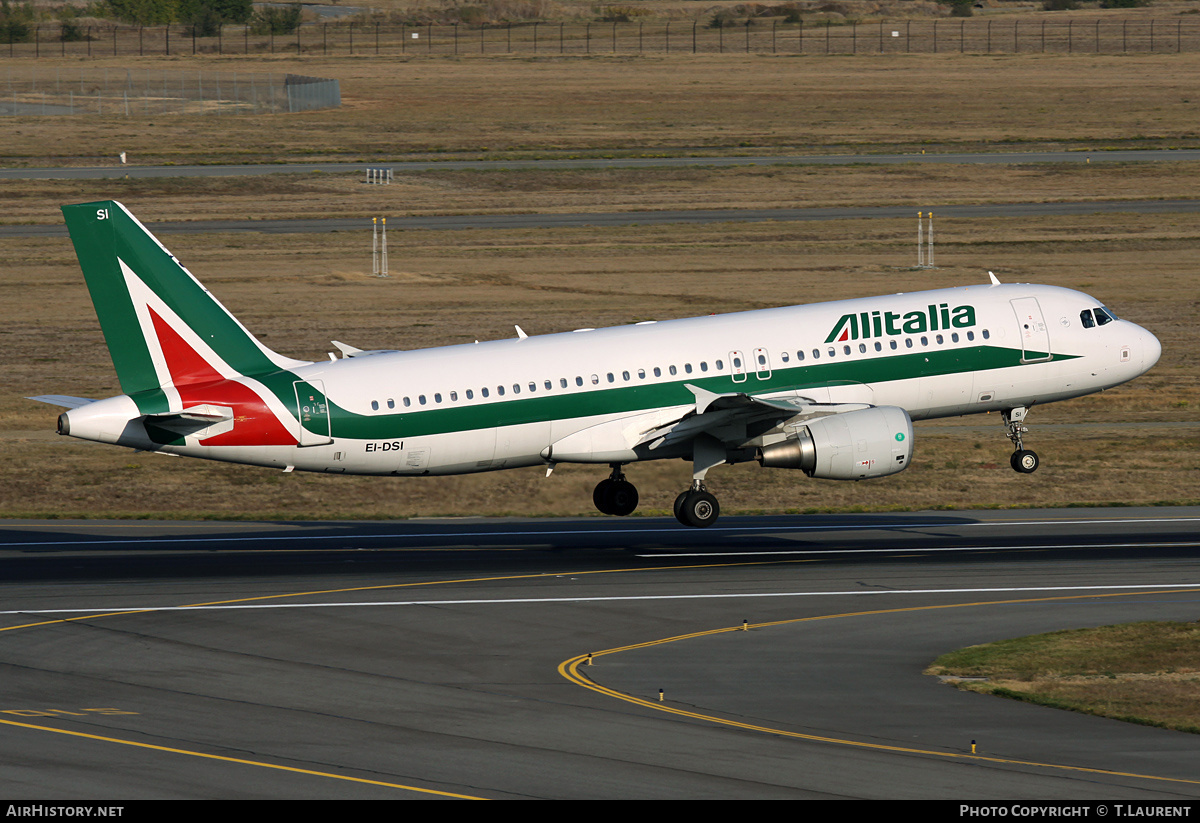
[2, 49, 1198, 519]
[3, 52, 1200, 167]
[928, 621, 1200, 733]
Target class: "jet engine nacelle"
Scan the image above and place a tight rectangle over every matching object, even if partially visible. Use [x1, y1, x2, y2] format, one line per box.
[757, 406, 914, 480]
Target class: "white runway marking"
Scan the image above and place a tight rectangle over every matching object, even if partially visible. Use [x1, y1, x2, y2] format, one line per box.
[644, 540, 1200, 557]
[6, 583, 1200, 616]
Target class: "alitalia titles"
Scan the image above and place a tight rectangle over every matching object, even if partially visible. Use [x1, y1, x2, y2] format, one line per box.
[825, 303, 977, 344]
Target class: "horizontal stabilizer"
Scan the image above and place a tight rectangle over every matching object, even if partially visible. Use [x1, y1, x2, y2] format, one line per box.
[146, 405, 234, 423]
[27, 395, 96, 409]
[143, 405, 234, 438]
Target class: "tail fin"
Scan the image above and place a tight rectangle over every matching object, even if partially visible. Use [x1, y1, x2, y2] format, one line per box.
[61, 200, 307, 398]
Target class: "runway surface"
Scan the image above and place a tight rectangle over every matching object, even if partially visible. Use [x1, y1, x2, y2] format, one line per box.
[1, 508, 1198, 799]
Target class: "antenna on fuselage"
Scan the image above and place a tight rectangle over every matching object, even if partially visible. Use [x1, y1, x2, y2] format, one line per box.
[988, 271, 1002, 285]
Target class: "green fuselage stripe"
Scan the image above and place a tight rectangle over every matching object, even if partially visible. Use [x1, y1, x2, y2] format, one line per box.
[263, 344, 1072, 442]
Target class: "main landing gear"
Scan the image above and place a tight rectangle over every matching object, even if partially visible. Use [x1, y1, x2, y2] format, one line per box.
[591, 465, 723, 528]
[593, 465, 639, 516]
[673, 484, 720, 528]
[1004, 406, 1040, 474]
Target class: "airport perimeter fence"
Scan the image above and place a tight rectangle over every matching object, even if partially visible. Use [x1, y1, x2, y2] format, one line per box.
[0, 67, 340, 115]
[0, 18, 1198, 59]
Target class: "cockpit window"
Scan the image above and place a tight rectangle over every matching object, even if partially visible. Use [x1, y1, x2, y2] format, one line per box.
[1095, 306, 1117, 325]
[1080, 309, 1096, 329]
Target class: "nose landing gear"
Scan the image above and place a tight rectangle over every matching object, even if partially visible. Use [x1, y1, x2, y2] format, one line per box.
[1004, 407, 1040, 474]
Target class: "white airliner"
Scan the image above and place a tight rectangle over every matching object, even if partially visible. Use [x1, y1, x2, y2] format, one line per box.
[34, 200, 1160, 527]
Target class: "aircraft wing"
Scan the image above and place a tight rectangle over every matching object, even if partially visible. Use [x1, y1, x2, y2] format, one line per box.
[636, 384, 870, 453]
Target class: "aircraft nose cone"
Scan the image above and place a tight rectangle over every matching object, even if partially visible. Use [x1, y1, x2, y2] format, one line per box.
[1142, 326, 1162, 372]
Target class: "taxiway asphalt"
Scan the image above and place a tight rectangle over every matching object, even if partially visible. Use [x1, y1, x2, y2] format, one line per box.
[1, 508, 1198, 798]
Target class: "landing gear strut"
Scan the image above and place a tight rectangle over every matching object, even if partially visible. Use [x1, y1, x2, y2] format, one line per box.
[593, 465, 639, 516]
[1004, 406, 1040, 474]
[674, 434, 726, 527]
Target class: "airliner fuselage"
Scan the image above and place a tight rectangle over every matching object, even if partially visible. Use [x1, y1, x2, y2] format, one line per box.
[44, 201, 1161, 527]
